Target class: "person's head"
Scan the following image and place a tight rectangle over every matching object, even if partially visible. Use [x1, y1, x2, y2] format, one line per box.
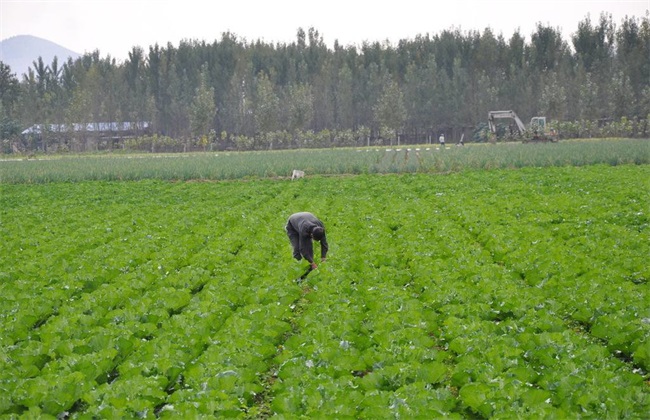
[311, 226, 325, 241]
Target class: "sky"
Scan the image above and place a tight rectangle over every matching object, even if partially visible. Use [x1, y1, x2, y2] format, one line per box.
[1, 0, 649, 62]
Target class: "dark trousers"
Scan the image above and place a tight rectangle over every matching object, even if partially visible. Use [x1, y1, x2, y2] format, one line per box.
[286, 223, 302, 260]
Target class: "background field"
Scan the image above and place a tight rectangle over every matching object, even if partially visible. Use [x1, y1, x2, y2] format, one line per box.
[0, 141, 649, 418]
[1, 138, 648, 183]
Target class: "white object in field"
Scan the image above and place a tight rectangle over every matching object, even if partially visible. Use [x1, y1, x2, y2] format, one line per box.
[291, 169, 305, 180]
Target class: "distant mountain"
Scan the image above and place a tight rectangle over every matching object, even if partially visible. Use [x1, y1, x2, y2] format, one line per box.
[0, 35, 81, 78]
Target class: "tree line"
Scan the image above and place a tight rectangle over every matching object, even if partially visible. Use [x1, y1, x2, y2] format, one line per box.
[1, 12, 649, 153]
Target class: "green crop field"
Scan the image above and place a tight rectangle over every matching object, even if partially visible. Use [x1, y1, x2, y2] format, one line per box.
[1, 140, 649, 418]
[1, 138, 648, 183]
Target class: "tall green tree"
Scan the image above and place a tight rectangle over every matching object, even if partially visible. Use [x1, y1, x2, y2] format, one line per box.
[0, 63, 22, 143]
[285, 82, 314, 142]
[5, 11, 650, 152]
[190, 64, 217, 142]
[573, 13, 615, 73]
[47, 57, 68, 128]
[404, 58, 437, 138]
[223, 60, 254, 138]
[123, 46, 151, 124]
[334, 64, 354, 130]
[530, 24, 570, 72]
[576, 69, 599, 120]
[539, 71, 568, 120]
[373, 77, 407, 145]
[253, 71, 279, 137]
[616, 14, 650, 117]
[253, 69, 282, 149]
[611, 71, 635, 119]
[0, 62, 20, 120]
[66, 75, 92, 151]
[572, 14, 615, 119]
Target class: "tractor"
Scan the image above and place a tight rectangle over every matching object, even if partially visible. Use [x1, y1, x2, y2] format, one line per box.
[487, 110, 558, 143]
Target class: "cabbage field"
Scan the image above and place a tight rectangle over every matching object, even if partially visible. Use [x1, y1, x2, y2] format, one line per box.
[1, 145, 649, 418]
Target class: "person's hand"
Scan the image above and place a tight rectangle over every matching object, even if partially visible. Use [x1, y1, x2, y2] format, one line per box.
[310, 262, 318, 270]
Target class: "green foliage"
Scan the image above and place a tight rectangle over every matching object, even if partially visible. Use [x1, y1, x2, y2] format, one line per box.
[5, 13, 650, 152]
[0, 165, 648, 417]
[1, 138, 649, 183]
[189, 64, 217, 140]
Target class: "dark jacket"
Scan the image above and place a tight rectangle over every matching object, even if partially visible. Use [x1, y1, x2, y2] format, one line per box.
[286, 212, 329, 263]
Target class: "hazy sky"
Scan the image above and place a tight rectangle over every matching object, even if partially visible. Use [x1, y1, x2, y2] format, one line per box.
[2, 0, 648, 61]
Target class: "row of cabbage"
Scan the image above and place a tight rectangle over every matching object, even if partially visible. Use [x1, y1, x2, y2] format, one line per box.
[265, 166, 648, 418]
[1, 180, 303, 417]
[1, 164, 648, 418]
[443, 166, 649, 367]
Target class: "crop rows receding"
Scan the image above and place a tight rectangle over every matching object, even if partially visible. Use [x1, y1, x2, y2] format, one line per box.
[1, 138, 648, 184]
[1, 164, 648, 418]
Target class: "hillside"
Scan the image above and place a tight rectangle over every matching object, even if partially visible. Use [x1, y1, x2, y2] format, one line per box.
[0, 34, 80, 77]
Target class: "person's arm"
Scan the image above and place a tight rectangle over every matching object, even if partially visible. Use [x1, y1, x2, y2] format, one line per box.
[320, 233, 329, 261]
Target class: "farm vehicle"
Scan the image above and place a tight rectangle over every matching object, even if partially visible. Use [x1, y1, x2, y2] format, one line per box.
[487, 110, 558, 143]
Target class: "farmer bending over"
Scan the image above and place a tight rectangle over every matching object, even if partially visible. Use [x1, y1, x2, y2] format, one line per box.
[285, 212, 328, 269]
